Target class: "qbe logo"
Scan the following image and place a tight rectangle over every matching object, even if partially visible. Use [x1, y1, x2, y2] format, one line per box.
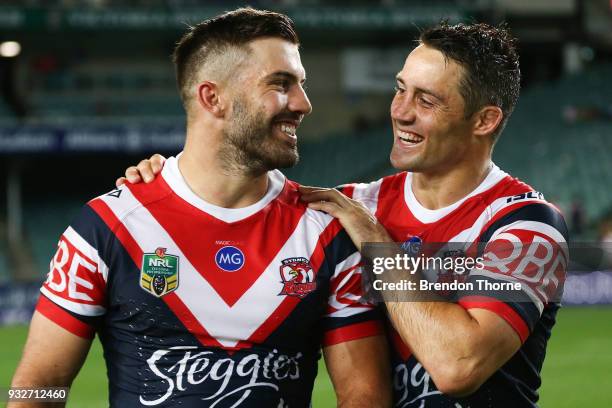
[215, 246, 245, 272]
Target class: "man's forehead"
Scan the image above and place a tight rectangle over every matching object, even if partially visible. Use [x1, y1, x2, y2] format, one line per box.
[247, 38, 306, 80]
[397, 45, 462, 85]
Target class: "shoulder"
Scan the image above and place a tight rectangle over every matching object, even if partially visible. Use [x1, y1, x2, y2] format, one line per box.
[479, 173, 568, 243]
[337, 172, 407, 204]
[85, 178, 173, 233]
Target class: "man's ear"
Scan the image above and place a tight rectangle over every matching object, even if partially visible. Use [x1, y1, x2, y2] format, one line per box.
[197, 81, 226, 117]
[472, 106, 503, 137]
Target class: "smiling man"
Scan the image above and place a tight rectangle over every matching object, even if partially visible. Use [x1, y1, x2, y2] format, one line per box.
[301, 23, 569, 407]
[10, 9, 390, 408]
[118, 22, 568, 407]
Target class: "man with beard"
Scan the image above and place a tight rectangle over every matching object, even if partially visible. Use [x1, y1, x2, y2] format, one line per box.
[126, 23, 569, 407]
[10, 9, 391, 408]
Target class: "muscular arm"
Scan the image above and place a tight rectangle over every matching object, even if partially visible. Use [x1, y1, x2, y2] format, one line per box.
[385, 302, 520, 396]
[9, 311, 93, 408]
[323, 335, 392, 408]
[300, 186, 523, 397]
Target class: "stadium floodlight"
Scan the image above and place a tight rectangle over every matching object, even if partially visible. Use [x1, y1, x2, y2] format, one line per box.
[0, 41, 21, 58]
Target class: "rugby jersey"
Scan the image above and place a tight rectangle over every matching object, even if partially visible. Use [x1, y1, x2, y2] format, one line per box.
[342, 164, 568, 408]
[37, 156, 382, 407]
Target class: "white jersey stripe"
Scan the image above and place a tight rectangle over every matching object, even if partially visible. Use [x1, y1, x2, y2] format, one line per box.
[63, 226, 109, 283]
[351, 179, 383, 215]
[41, 286, 106, 316]
[332, 252, 361, 280]
[448, 196, 553, 243]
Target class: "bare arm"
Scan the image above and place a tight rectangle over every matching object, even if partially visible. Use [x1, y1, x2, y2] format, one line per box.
[323, 335, 392, 408]
[9, 311, 93, 408]
[300, 186, 522, 396]
[385, 303, 520, 396]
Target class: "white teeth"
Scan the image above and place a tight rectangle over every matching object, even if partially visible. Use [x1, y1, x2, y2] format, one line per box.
[397, 130, 423, 143]
[280, 124, 296, 136]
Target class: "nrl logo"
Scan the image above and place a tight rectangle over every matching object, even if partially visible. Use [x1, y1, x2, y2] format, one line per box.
[140, 247, 179, 297]
[279, 257, 316, 298]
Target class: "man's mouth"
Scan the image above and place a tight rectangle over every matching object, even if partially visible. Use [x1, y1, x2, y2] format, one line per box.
[396, 129, 424, 146]
[279, 123, 297, 138]
[274, 121, 298, 142]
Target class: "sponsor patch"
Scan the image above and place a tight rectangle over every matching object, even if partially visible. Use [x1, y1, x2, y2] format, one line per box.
[140, 247, 179, 297]
[215, 246, 245, 272]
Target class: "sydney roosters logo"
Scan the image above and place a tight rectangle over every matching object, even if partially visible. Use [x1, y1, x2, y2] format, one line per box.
[279, 257, 316, 298]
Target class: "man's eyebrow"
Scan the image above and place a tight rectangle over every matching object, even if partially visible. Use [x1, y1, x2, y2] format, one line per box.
[263, 71, 306, 84]
[395, 75, 444, 102]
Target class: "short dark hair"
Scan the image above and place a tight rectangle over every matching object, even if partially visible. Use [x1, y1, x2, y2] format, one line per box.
[419, 22, 520, 141]
[173, 7, 299, 109]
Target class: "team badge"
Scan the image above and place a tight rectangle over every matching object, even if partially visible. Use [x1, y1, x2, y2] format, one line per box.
[140, 247, 179, 297]
[279, 257, 316, 298]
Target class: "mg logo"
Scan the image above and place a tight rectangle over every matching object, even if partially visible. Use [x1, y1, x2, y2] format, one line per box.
[215, 246, 245, 272]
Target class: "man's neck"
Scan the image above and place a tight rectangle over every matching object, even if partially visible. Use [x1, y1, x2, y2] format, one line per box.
[178, 141, 270, 210]
[411, 158, 493, 210]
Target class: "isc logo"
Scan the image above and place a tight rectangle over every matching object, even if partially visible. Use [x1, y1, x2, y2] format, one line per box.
[215, 246, 245, 272]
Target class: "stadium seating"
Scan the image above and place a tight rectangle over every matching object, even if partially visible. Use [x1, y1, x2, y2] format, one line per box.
[22, 200, 83, 275]
[495, 63, 612, 220]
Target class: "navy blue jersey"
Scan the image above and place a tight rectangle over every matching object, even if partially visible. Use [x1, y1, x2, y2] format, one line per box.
[342, 164, 569, 407]
[38, 156, 382, 407]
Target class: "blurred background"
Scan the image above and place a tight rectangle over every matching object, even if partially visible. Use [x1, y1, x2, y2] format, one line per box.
[0, 1, 611, 407]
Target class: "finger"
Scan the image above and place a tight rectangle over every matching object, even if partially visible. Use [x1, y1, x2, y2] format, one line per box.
[150, 154, 167, 174]
[115, 177, 127, 187]
[136, 159, 156, 183]
[306, 201, 342, 218]
[298, 185, 329, 194]
[125, 167, 143, 184]
[300, 189, 345, 206]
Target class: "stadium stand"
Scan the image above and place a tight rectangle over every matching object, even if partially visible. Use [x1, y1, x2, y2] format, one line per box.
[496, 63, 612, 221]
[22, 200, 83, 276]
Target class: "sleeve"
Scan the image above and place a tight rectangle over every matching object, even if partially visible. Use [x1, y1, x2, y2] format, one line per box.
[36, 202, 111, 339]
[320, 226, 384, 347]
[458, 203, 569, 343]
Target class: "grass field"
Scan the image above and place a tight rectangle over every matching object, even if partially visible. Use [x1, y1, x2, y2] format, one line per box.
[2, 306, 611, 407]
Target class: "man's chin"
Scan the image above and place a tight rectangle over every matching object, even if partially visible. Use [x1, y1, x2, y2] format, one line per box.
[259, 147, 299, 171]
[269, 154, 299, 170]
[390, 152, 418, 172]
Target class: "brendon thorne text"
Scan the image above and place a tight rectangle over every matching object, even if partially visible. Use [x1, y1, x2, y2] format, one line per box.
[372, 279, 522, 292]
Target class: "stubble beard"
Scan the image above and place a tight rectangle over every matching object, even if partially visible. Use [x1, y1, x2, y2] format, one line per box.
[220, 97, 299, 176]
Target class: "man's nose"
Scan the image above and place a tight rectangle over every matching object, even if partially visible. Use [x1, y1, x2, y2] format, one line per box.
[289, 85, 312, 116]
[391, 94, 416, 123]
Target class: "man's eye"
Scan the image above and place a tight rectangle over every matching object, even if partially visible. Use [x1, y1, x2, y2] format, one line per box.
[419, 97, 434, 107]
[274, 80, 290, 90]
[394, 86, 405, 93]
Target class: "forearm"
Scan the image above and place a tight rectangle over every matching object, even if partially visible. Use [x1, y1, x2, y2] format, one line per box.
[386, 300, 520, 396]
[386, 301, 482, 370]
[8, 367, 69, 408]
[8, 312, 92, 408]
[325, 336, 392, 408]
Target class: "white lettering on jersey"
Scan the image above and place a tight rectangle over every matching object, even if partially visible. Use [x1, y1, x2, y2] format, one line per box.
[394, 361, 441, 407]
[140, 346, 303, 406]
[47, 240, 70, 292]
[67, 252, 96, 301]
[46, 238, 98, 302]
